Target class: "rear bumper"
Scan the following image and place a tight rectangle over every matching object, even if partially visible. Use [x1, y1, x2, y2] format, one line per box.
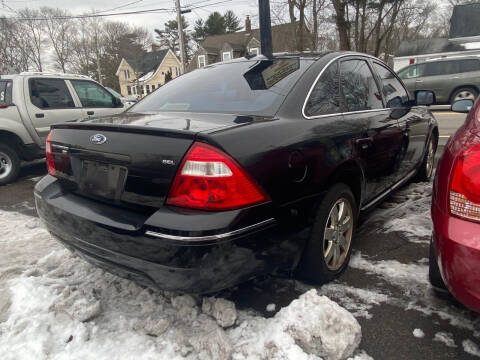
[34, 176, 305, 293]
[432, 203, 480, 312]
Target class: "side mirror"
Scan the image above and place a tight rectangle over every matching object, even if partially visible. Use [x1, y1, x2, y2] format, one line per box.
[451, 99, 474, 113]
[113, 96, 123, 108]
[416, 90, 435, 106]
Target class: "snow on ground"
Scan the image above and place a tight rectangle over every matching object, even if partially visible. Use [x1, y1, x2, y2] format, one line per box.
[349, 252, 429, 288]
[463, 340, 480, 358]
[0, 209, 363, 360]
[413, 329, 425, 338]
[367, 182, 432, 243]
[434, 332, 457, 348]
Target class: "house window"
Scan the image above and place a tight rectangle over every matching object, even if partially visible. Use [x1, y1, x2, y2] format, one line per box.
[142, 86, 145, 95]
[222, 52, 231, 61]
[176, 67, 179, 76]
[250, 48, 259, 56]
[151, 84, 155, 90]
[127, 85, 131, 95]
[146, 85, 150, 94]
[124, 69, 130, 79]
[198, 55, 206, 68]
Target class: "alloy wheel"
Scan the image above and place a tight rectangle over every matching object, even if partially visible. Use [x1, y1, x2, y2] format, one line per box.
[323, 198, 354, 271]
[426, 140, 435, 179]
[454, 90, 476, 102]
[0, 152, 12, 180]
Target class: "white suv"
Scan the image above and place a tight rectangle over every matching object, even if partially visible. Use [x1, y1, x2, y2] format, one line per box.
[0, 72, 127, 185]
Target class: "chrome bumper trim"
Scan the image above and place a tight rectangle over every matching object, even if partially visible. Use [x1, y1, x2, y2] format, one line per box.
[145, 218, 276, 241]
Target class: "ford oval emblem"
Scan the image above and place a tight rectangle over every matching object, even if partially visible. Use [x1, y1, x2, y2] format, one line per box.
[90, 134, 107, 145]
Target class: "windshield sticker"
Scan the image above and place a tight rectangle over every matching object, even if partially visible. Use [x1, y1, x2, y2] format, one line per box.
[262, 59, 300, 88]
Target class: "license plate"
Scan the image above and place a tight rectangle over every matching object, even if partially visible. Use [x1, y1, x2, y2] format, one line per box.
[79, 161, 127, 200]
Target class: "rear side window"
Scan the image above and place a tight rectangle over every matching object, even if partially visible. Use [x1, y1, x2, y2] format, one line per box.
[373, 63, 409, 108]
[29, 78, 75, 109]
[424, 61, 459, 76]
[340, 59, 383, 112]
[460, 59, 480, 73]
[304, 61, 342, 117]
[0, 80, 13, 105]
[71, 80, 116, 108]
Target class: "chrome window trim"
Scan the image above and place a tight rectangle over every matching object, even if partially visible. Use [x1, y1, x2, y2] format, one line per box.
[145, 218, 276, 241]
[302, 53, 391, 120]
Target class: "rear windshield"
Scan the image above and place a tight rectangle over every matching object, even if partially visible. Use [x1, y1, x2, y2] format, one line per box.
[129, 58, 313, 116]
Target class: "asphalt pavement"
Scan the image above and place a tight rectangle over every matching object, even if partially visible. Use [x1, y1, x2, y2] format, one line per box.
[0, 110, 477, 359]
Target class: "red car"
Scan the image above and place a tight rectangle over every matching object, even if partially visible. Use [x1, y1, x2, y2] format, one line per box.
[430, 97, 480, 312]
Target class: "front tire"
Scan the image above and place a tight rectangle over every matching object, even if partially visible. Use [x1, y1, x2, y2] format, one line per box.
[415, 135, 436, 182]
[0, 144, 20, 185]
[297, 183, 357, 284]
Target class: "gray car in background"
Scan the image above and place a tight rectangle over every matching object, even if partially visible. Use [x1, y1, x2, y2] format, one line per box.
[397, 56, 480, 104]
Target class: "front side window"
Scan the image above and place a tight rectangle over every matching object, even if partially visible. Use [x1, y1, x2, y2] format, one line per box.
[70, 80, 116, 108]
[304, 61, 342, 117]
[223, 52, 231, 61]
[29, 78, 75, 109]
[0, 80, 13, 105]
[340, 59, 383, 112]
[398, 64, 425, 79]
[373, 62, 409, 108]
[198, 55, 206, 68]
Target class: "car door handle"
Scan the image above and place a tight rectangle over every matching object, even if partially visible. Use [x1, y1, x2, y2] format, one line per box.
[415, 80, 423, 83]
[355, 137, 373, 150]
[87, 111, 94, 116]
[35, 113, 44, 118]
[451, 76, 460, 79]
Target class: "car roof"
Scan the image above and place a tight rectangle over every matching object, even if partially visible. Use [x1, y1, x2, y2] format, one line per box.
[1, 72, 93, 80]
[425, 56, 480, 63]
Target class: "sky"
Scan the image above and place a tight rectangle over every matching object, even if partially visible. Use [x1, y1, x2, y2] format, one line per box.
[0, 0, 259, 34]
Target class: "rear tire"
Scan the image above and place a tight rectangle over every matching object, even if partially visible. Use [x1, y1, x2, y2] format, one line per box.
[297, 183, 357, 284]
[451, 87, 478, 105]
[415, 135, 436, 182]
[429, 239, 447, 291]
[0, 144, 20, 185]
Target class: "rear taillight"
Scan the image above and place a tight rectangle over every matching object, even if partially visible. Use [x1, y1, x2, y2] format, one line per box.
[46, 131, 57, 177]
[166, 142, 270, 210]
[449, 144, 480, 222]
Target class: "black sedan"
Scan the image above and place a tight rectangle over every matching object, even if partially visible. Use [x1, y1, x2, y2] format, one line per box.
[35, 52, 438, 293]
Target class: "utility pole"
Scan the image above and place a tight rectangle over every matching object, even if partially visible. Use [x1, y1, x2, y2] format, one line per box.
[175, 0, 187, 74]
[258, 0, 273, 58]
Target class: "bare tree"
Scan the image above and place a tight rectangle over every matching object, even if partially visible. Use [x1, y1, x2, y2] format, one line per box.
[0, 17, 30, 72]
[41, 7, 75, 73]
[17, 8, 46, 72]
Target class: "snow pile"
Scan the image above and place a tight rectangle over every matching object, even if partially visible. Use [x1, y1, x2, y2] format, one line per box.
[299, 282, 389, 320]
[229, 289, 362, 360]
[0, 209, 363, 360]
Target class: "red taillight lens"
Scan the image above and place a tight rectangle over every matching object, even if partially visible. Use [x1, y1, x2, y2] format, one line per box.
[46, 131, 57, 177]
[166, 142, 270, 210]
[449, 144, 480, 222]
